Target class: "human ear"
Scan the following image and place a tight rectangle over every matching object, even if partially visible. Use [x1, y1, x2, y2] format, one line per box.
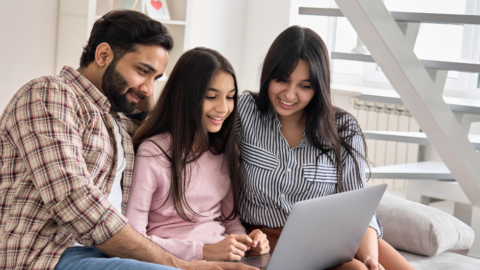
[95, 42, 114, 68]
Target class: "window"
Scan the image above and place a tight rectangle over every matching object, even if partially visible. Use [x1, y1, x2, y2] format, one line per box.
[292, 0, 480, 98]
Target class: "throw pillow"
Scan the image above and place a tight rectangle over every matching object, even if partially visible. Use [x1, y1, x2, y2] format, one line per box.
[376, 194, 474, 256]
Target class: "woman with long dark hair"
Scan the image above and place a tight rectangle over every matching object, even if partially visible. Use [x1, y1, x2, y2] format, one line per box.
[126, 48, 269, 262]
[237, 26, 415, 270]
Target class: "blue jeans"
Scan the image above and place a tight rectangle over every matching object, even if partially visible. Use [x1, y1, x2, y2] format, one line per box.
[55, 247, 181, 270]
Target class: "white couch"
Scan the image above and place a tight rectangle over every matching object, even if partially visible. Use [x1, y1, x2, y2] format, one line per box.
[399, 250, 480, 270]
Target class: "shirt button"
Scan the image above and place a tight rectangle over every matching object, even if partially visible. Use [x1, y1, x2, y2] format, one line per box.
[286, 168, 291, 173]
[281, 194, 285, 199]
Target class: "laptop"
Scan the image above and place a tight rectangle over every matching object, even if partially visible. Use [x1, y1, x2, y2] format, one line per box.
[240, 184, 387, 270]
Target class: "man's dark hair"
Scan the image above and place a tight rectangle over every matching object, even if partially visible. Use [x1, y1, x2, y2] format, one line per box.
[79, 10, 173, 68]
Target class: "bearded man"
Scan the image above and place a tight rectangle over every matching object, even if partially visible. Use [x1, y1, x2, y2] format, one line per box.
[0, 10, 256, 270]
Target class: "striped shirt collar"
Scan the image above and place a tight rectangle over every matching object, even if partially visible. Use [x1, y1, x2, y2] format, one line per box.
[60, 66, 111, 113]
[266, 106, 309, 149]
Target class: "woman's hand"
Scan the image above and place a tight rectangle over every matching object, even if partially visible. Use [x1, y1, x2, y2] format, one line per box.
[203, 234, 253, 261]
[247, 229, 270, 256]
[363, 258, 385, 270]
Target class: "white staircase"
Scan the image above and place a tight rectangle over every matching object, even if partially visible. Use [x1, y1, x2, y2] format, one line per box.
[299, 7, 480, 25]
[368, 161, 453, 180]
[364, 131, 480, 150]
[300, 1, 480, 258]
[332, 51, 480, 73]
[357, 87, 480, 114]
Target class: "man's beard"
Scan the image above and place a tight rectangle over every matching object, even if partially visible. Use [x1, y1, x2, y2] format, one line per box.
[102, 59, 146, 114]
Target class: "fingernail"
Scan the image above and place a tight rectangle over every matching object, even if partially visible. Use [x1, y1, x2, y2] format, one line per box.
[254, 241, 258, 246]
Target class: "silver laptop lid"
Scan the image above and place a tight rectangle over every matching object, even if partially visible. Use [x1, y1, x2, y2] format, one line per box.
[266, 184, 387, 270]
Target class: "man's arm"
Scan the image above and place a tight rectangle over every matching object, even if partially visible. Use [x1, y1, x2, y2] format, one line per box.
[95, 224, 183, 267]
[96, 224, 259, 270]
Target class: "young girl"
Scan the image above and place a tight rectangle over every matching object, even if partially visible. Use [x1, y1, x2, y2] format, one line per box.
[126, 48, 269, 262]
[237, 26, 415, 270]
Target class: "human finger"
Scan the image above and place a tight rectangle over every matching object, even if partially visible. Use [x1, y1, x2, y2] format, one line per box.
[250, 238, 270, 255]
[228, 242, 247, 260]
[233, 234, 253, 250]
[259, 238, 270, 252]
[228, 250, 243, 262]
[248, 230, 264, 247]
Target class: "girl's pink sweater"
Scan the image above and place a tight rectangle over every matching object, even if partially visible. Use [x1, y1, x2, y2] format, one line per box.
[126, 133, 246, 261]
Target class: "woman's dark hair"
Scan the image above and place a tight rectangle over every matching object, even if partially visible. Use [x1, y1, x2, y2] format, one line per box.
[133, 47, 240, 222]
[80, 10, 173, 68]
[253, 25, 369, 191]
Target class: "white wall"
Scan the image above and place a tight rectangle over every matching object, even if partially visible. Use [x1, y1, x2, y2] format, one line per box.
[190, 0, 247, 89]
[0, 0, 59, 112]
[240, 0, 293, 92]
[190, 0, 294, 92]
[189, 0, 332, 92]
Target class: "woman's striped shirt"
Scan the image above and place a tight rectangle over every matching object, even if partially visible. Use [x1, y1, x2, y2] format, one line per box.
[237, 92, 383, 237]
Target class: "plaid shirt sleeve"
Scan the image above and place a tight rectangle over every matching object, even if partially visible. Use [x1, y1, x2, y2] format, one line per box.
[5, 81, 127, 246]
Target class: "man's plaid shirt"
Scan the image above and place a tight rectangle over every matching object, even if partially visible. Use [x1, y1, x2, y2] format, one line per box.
[0, 67, 140, 269]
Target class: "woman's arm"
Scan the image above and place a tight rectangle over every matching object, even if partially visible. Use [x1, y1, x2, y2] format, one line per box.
[126, 142, 205, 261]
[356, 227, 379, 264]
[339, 116, 383, 266]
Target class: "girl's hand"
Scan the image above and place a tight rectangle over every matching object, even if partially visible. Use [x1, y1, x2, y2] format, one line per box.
[364, 258, 385, 270]
[247, 229, 270, 256]
[203, 234, 253, 261]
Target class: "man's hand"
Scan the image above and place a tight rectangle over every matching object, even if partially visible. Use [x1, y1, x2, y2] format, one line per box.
[247, 230, 270, 256]
[203, 234, 254, 261]
[184, 261, 259, 270]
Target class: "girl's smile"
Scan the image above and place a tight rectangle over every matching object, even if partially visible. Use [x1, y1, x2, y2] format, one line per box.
[203, 70, 236, 133]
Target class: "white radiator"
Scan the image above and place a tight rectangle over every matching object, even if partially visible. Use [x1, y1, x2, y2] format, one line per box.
[349, 98, 420, 189]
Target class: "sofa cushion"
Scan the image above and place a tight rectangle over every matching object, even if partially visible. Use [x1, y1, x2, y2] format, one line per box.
[376, 194, 474, 256]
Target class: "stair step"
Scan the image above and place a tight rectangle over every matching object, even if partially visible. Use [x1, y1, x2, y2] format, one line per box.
[299, 7, 480, 25]
[359, 89, 480, 115]
[332, 83, 480, 115]
[332, 52, 480, 73]
[367, 161, 453, 180]
[364, 131, 480, 149]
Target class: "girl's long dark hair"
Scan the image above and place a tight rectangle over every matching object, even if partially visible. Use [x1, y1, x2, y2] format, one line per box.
[133, 47, 240, 222]
[253, 26, 369, 191]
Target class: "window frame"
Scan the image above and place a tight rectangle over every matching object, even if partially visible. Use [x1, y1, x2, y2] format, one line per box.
[326, 0, 480, 99]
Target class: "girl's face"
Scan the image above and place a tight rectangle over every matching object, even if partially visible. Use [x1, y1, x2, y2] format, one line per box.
[203, 70, 236, 133]
[268, 59, 315, 120]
